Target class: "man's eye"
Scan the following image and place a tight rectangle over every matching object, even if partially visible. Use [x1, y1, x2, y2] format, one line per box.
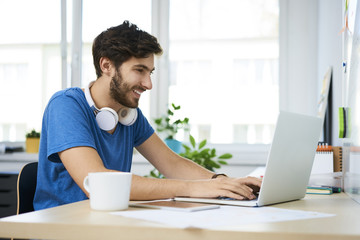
[136, 69, 143, 73]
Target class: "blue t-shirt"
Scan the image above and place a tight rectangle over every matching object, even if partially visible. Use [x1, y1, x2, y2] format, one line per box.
[33, 88, 154, 210]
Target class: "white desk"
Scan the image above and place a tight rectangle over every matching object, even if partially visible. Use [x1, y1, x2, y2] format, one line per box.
[0, 193, 360, 240]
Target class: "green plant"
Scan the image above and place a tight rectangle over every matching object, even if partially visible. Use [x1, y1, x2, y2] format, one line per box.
[146, 135, 232, 178]
[180, 135, 232, 172]
[26, 129, 40, 138]
[154, 103, 189, 140]
[147, 103, 190, 179]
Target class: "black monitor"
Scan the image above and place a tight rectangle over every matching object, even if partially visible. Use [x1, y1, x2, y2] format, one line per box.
[317, 67, 333, 145]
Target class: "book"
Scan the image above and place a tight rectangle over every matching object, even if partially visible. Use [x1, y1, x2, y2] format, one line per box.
[306, 186, 333, 195]
[306, 185, 341, 195]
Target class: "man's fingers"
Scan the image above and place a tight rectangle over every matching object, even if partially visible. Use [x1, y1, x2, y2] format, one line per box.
[218, 181, 257, 200]
[214, 176, 262, 199]
[188, 176, 262, 200]
[241, 176, 263, 186]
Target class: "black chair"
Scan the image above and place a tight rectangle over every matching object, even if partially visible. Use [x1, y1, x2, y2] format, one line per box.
[17, 162, 38, 214]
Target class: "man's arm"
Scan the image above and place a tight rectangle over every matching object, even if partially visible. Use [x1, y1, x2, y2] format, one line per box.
[135, 133, 215, 180]
[58, 147, 116, 197]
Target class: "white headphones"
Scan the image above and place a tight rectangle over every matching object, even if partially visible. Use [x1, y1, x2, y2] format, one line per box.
[84, 81, 138, 131]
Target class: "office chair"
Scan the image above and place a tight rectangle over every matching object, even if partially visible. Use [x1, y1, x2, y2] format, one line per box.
[17, 162, 38, 214]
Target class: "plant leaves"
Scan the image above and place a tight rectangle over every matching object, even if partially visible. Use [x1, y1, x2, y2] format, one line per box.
[218, 160, 228, 165]
[190, 135, 196, 148]
[194, 159, 202, 165]
[218, 153, 233, 159]
[172, 103, 181, 110]
[154, 118, 162, 124]
[198, 139, 207, 149]
[199, 148, 210, 158]
[210, 148, 216, 157]
[182, 144, 191, 152]
[150, 170, 157, 178]
[208, 161, 220, 169]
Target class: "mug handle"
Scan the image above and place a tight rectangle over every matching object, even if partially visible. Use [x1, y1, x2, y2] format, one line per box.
[83, 176, 90, 194]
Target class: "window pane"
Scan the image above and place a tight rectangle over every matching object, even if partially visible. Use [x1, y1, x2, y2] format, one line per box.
[82, 0, 152, 117]
[169, 0, 279, 144]
[0, 0, 61, 141]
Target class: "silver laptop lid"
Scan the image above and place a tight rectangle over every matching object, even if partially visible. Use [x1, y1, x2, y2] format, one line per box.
[257, 111, 322, 206]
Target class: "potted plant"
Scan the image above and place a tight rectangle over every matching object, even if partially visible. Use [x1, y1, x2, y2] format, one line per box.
[154, 103, 189, 153]
[180, 135, 232, 172]
[147, 135, 232, 178]
[25, 129, 40, 153]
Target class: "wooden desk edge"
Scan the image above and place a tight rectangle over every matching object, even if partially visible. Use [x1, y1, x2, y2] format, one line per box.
[1, 193, 360, 240]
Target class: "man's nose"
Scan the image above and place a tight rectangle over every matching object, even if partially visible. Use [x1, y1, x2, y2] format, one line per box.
[142, 74, 153, 90]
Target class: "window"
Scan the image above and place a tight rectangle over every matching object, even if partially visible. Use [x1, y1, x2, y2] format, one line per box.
[168, 0, 279, 144]
[0, 0, 61, 141]
[0, 0, 278, 147]
[0, 0, 151, 142]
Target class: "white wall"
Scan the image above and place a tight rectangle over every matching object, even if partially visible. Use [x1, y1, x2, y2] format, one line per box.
[280, 0, 319, 116]
[317, 0, 343, 146]
[280, 0, 342, 145]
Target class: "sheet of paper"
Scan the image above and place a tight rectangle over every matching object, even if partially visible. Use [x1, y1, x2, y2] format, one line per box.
[112, 206, 335, 229]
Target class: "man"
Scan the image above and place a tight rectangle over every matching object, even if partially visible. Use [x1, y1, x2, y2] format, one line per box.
[33, 21, 261, 210]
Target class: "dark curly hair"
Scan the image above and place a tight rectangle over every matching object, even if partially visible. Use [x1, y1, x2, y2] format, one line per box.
[92, 21, 163, 78]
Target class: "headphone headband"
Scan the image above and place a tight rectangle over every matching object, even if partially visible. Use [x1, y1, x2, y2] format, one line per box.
[84, 81, 100, 115]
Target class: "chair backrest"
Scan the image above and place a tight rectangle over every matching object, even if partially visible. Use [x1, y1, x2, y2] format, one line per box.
[17, 162, 38, 214]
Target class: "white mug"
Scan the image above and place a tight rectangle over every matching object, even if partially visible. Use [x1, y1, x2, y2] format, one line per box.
[83, 172, 132, 211]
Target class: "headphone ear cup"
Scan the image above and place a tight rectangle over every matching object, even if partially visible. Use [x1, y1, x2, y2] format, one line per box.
[118, 108, 138, 126]
[95, 107, 119, 131]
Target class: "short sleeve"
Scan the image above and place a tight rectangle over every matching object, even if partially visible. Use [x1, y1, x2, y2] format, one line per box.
[43, 91, 96, 162]
[133, 108, 154, 147]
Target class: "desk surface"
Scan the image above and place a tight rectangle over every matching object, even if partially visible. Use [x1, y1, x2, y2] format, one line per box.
[0, 193, 360, 240]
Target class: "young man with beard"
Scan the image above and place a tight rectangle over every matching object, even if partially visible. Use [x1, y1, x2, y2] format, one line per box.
[33, 21, 261, 210]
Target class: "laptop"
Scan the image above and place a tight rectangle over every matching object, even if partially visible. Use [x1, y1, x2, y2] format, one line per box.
[175, 111, 322, 207]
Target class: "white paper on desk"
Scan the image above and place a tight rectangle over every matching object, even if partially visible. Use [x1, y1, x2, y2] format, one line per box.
[112, 206, 335, 229]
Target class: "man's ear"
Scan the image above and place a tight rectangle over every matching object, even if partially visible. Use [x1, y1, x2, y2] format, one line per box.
[99, 57, 114, 76]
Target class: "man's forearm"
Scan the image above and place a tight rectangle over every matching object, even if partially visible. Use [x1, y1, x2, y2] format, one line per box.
[130, 174, 189, 200]
[129, 174, 262, 201]
[160, 155, 215, 180]
[136, 133, 215, 180]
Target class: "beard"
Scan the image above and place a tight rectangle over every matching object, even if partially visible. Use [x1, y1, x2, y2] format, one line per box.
[109, 69, 139, 108]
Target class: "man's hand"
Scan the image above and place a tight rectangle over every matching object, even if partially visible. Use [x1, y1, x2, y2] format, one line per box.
[182, 176, 262, 200]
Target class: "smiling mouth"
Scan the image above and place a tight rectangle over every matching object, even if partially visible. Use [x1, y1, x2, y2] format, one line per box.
[133, 89, 142, 95]
[133, 89, 144, 99]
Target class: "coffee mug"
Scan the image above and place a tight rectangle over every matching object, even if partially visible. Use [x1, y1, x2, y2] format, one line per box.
[83, 172, 132, 211]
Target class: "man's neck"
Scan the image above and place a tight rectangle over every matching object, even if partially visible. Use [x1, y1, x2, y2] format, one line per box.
[90, 78, 122, 112]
